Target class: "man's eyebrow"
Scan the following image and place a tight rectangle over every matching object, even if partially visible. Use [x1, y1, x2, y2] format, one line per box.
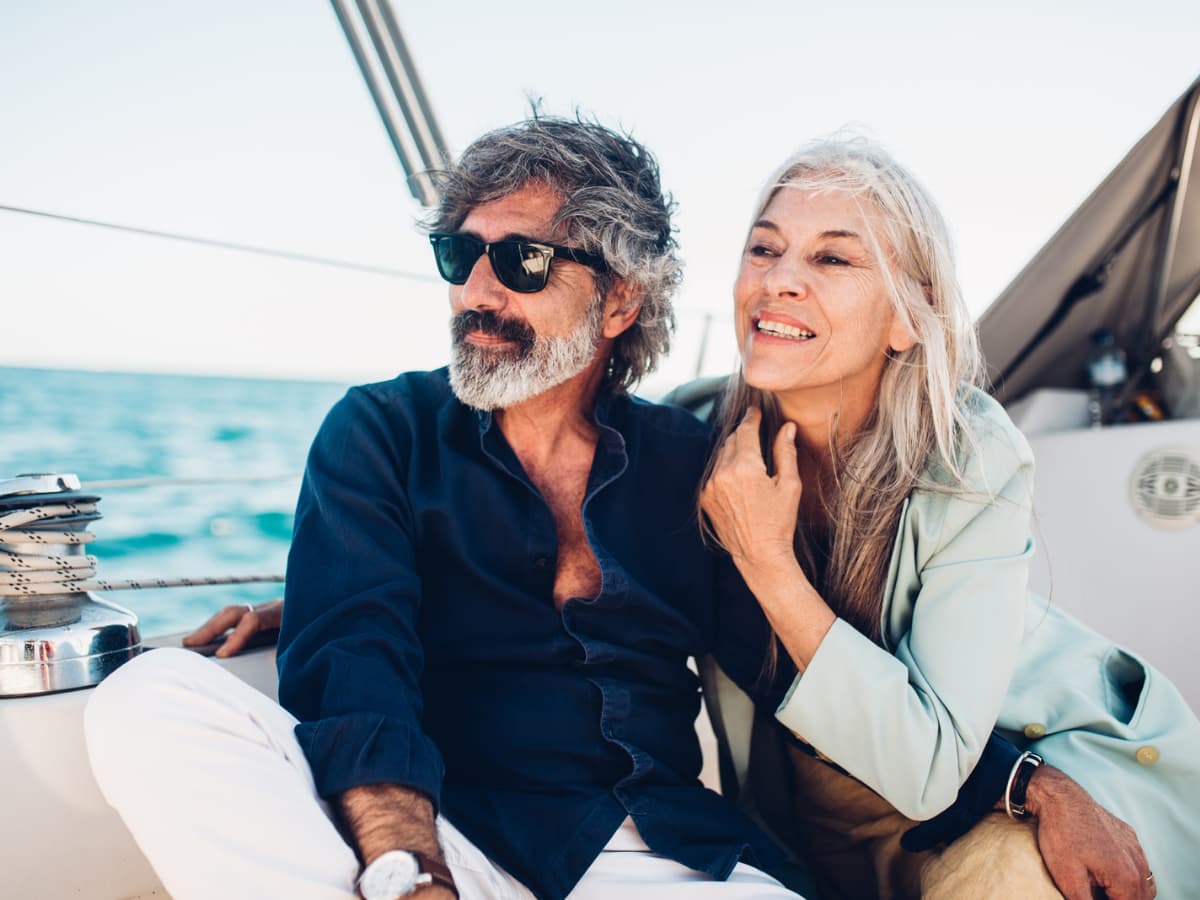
[457, 229, 546, 244]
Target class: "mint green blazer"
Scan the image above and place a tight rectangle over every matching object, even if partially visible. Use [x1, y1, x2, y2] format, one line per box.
[704, 387, 1200, 897]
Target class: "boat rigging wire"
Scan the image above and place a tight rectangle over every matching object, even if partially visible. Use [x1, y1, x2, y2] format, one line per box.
[84, 473, 302, 490]
[0, 501, 284, 597]
[0, 202, 439, 282]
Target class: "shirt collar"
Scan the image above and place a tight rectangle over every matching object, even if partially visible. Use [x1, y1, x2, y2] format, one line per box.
[470, 388, 630, 488]
[471, 387, 626, 437]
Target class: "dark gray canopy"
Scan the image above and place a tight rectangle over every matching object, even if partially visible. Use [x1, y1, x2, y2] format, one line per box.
[980, 75, 1200, 404]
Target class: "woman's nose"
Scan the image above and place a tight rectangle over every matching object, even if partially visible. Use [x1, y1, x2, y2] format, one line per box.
[763, 254, 809, 299]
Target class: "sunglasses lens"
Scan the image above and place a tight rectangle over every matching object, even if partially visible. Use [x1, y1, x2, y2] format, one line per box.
[431, 234, 479, 285]
[492, 243, 551, 293]
[430, 235, 556, 292]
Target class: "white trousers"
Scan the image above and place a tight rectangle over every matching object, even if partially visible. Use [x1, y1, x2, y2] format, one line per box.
[85, 648, 801, 899]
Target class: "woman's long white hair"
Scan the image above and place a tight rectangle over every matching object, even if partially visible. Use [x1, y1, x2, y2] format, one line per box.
[708, 135, 986, 643]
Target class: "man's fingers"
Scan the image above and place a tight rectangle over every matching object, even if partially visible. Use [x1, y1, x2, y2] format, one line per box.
[257, 598, 284, 629]
[1096, 829, 1152, 900]
[1046, 861, 1092, 900]
[182, 604, 250, 646]
[215, 610, 260, 659]
[1098, 859, 1154, 900]
[1130, 843, 1154, 900]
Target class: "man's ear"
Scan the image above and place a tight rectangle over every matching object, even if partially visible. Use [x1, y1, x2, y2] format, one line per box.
[601, 279, 642, 340]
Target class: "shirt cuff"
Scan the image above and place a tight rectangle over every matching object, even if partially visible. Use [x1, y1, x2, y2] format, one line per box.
[774, 617, 884, 736]
[975, 731, 1023, 806]
[295, 712, 445, 809]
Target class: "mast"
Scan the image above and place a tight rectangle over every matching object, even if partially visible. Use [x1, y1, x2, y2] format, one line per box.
[330, 0, 450, 206]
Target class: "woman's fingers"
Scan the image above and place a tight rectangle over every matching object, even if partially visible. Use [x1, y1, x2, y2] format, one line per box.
[731, 407, 762, 459]
[701, 410, 804, 570]
[773, 422, 800, 489]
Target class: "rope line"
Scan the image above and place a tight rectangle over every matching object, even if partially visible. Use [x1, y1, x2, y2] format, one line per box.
[0, 202, 439, 283]
[1, 574, 286, 597]
[0, 501, 284, 597]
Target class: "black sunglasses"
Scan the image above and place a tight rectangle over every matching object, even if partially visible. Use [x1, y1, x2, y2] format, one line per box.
[428, 232, 608, 294]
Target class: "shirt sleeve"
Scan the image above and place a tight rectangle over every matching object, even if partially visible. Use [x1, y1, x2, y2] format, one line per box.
[773, 421, 1035, 820]
[276, 386, 444, 807]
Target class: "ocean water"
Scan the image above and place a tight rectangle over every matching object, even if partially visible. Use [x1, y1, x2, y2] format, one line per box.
[0, 366, 351, 636]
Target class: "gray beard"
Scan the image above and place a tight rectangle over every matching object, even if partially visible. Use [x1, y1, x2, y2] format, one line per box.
[448, 302, 606, 411]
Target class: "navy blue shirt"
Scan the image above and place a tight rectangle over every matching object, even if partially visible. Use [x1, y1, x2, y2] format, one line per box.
[277, 369, 784, 899]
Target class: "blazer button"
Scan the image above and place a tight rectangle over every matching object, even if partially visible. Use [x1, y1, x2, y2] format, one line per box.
[1135, 746, 1160, 766]
[1023, 723, 1047, 739]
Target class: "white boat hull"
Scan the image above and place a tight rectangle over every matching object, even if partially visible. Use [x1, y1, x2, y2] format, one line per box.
[1, 644, 278, 900]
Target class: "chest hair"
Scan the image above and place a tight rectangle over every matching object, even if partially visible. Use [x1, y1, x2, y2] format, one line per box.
[522, 453, 602, 609]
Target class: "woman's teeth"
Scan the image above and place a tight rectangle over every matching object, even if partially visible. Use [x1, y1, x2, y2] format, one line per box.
[756, 320, 815, 340]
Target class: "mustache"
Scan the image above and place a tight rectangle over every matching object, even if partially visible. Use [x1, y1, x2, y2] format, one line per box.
[451, 310, 536, 349]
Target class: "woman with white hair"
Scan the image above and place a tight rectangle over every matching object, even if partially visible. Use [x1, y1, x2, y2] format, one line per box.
[700, 136, 1200, 899]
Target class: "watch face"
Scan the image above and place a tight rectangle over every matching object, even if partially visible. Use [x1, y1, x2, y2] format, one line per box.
[361, 850, 419, 899]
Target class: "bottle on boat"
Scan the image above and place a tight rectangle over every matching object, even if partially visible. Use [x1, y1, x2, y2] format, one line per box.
[1086, 329, 1128, 427]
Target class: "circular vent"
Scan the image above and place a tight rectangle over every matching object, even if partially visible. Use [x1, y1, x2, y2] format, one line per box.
[1129, 447, 1200, 530]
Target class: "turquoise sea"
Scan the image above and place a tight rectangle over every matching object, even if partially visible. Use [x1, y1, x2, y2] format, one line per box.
[0, 366, 352, 636]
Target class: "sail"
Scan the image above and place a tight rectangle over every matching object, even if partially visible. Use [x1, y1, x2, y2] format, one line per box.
[981, 75, 1200, 404]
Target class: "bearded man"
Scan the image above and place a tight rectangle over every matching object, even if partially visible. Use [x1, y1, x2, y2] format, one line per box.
[85, 116, 805, 900]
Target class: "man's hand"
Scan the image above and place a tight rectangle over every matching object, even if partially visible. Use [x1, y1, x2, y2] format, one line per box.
[1026, 765, 1154, 900]
[182, 598, 282, 657]
[340, 784, 455, 898]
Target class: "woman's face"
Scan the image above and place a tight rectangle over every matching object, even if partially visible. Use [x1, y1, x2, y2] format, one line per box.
[734, 186, 915, 414]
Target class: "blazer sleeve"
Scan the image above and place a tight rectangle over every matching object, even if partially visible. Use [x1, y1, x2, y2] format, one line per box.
[774, 418, 1035, 819]
[276, 386, 444, 807]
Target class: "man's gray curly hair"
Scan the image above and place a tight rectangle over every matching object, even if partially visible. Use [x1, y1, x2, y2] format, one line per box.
[425, 114, 681, 392]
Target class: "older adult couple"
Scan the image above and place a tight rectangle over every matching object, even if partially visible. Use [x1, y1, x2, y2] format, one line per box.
[85, 116, 1198, 900]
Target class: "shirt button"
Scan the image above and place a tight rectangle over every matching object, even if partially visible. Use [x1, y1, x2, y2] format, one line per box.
[1023, 723, 1047, 740]
[1135, 746, 1161, 766]
[534, 556, 553, 569]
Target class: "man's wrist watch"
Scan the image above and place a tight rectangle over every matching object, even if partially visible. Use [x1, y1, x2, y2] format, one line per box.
[357, 850, 458, 899]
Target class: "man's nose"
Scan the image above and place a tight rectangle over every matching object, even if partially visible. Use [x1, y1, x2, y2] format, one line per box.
[456, 253, 508, 312]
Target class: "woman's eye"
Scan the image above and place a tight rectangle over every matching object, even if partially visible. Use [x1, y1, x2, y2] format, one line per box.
[747, 243, 779, 258]
[817, 253, 848, 266]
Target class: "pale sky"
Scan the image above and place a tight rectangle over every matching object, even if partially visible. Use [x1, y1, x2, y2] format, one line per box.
[2, 0, 1198, 394]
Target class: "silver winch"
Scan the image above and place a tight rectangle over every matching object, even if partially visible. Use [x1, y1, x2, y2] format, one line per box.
[0, 473, 141, 697]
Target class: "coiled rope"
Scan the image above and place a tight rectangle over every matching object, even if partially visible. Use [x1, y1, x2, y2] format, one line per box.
[0, 500, 283, 598]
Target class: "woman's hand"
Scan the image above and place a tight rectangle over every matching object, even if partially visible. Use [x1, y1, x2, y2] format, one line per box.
[701, 407, 804, 574]
[701, 407, 836, 671]
[182, 598, 283, 658]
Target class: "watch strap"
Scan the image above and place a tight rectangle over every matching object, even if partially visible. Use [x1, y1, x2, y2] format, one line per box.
[1004, 750, 1043, 819]
[413, 852, 458, 898]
